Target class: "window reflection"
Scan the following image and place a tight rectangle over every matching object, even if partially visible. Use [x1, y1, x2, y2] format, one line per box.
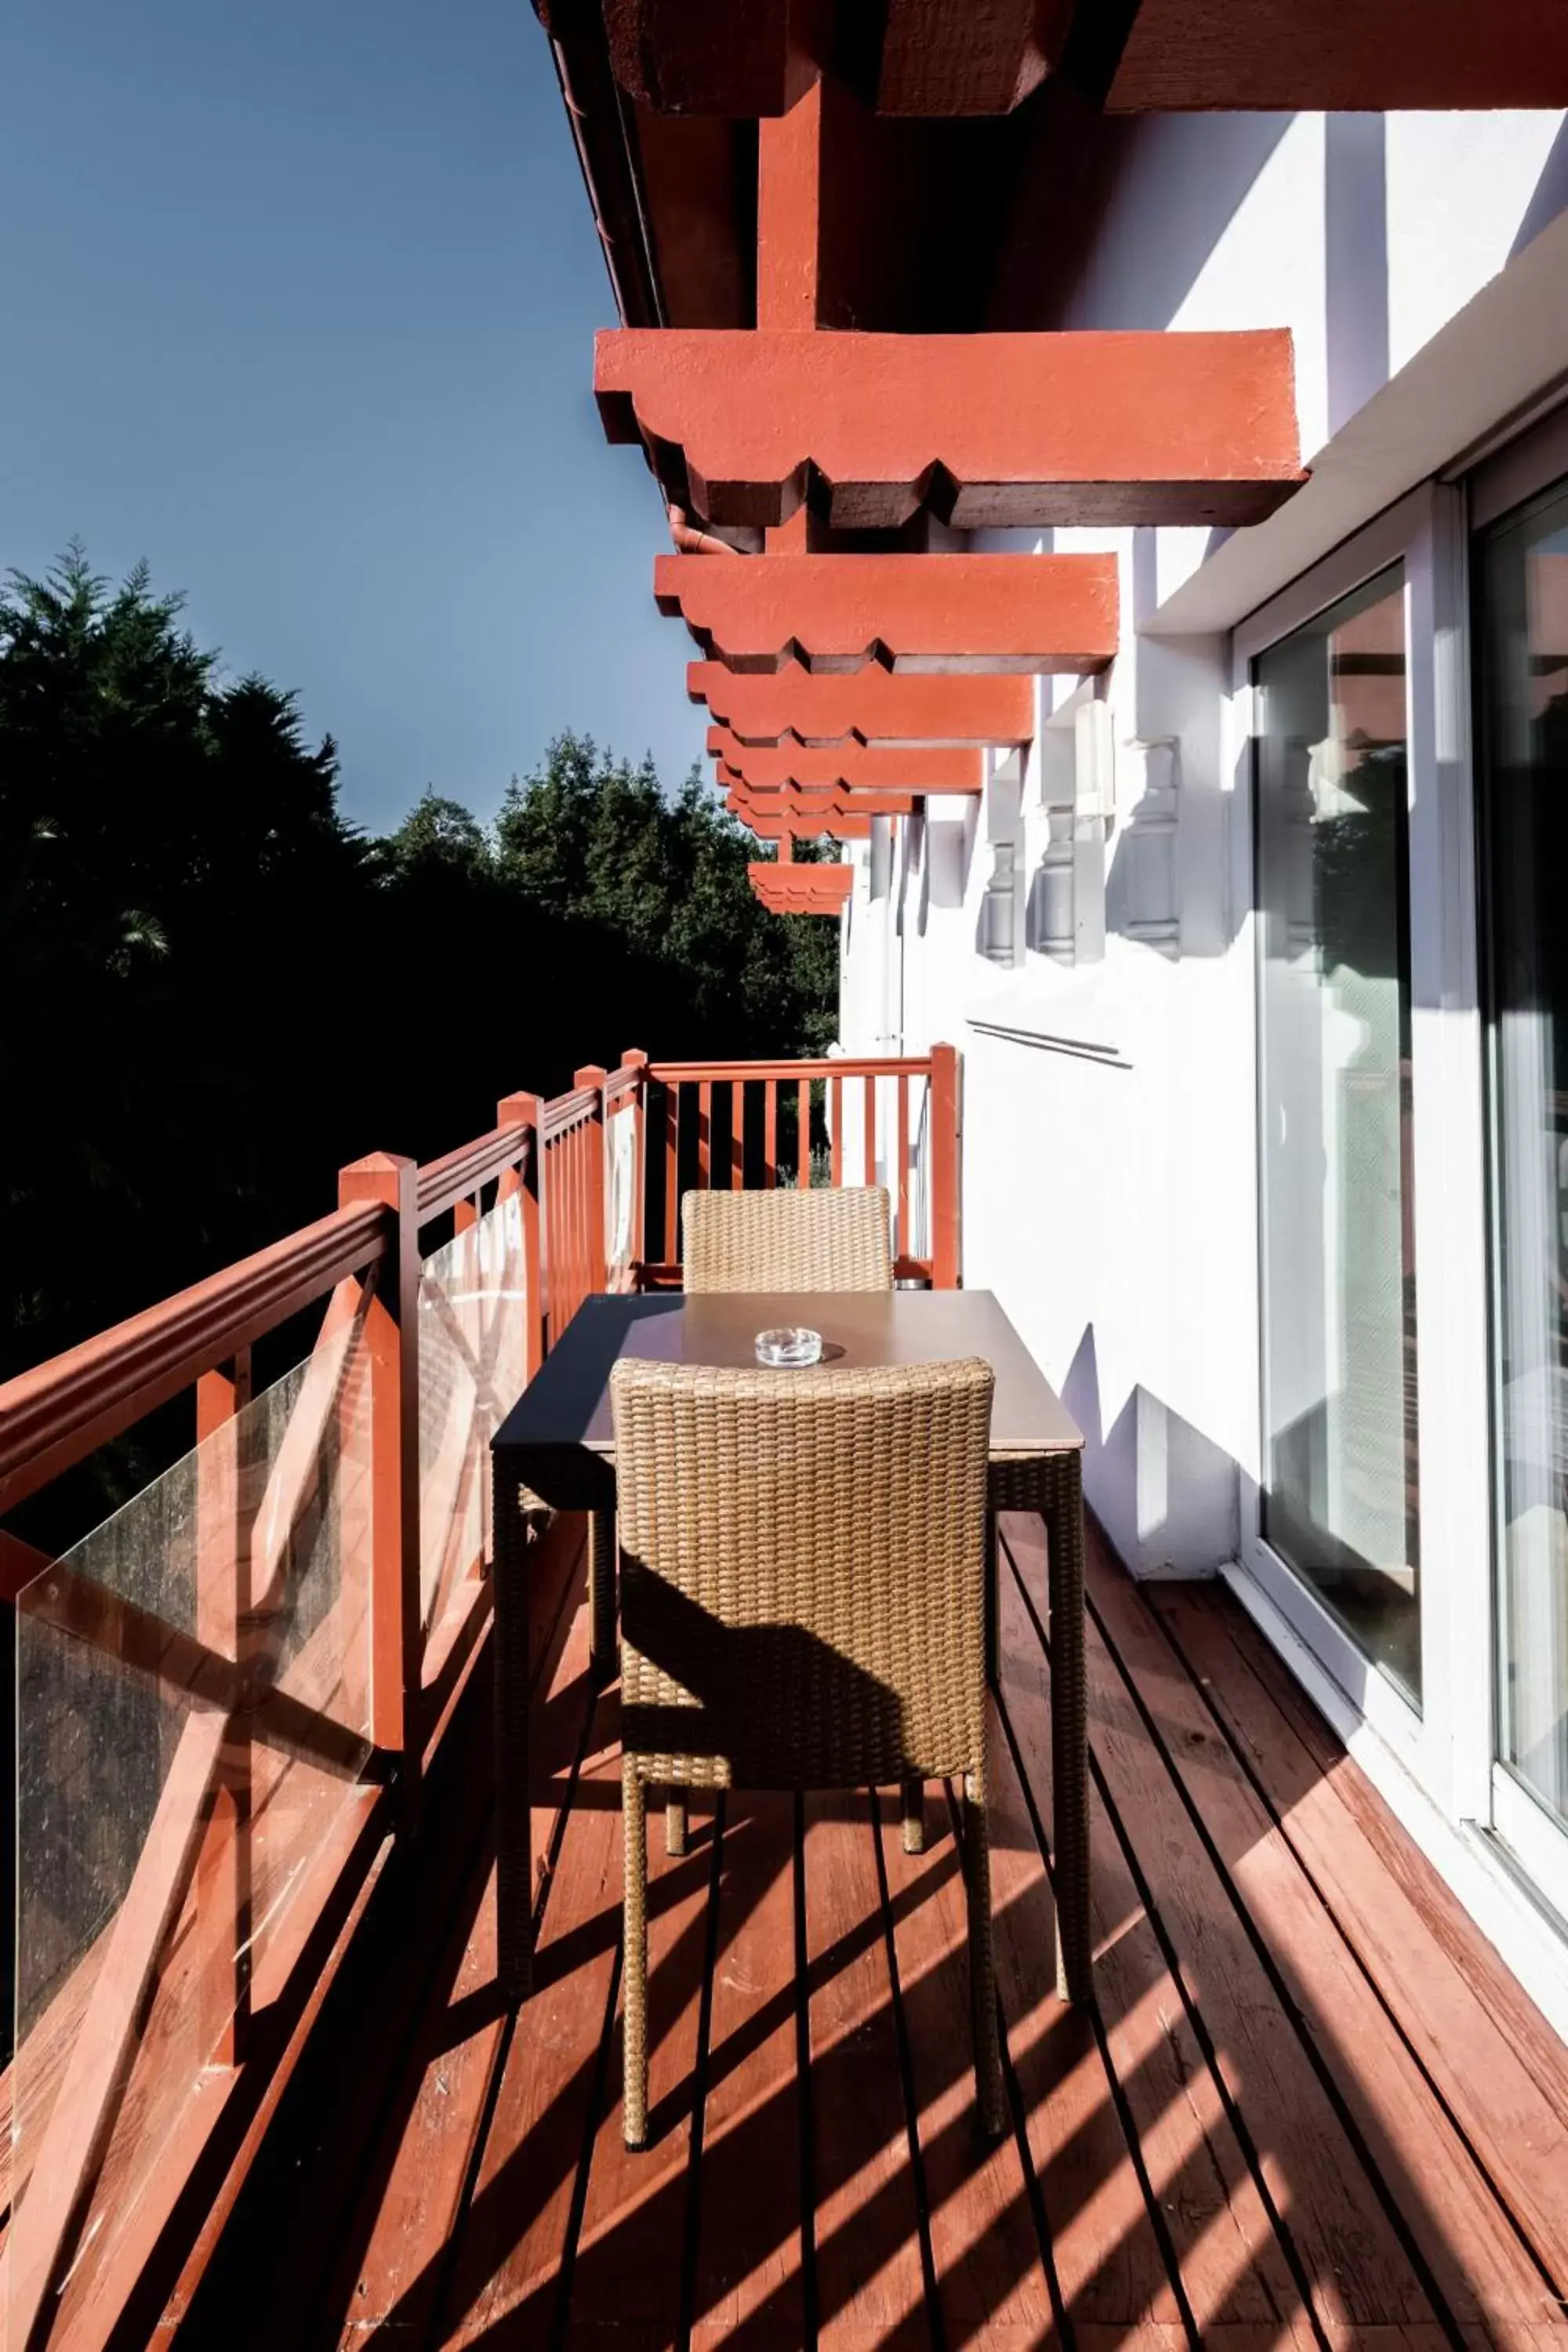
[1256, 569, 1421, 1700]
[1483, 489, 1568, 1827]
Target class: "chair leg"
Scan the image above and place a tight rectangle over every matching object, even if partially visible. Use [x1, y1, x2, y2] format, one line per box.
[901, 1777, 925, 1855]
[665, 1795, 688, 1857]
[984, 1508, 1000, 1688]
[622, 1762, 649, 2150]
[589, 1508, 617, 1684]
[962, 1768, 1005, 2141]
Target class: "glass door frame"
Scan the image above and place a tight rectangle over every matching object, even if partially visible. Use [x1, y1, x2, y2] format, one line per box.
[1228, 482, 1495, 1831]
[1472, 406, 1568, 1922]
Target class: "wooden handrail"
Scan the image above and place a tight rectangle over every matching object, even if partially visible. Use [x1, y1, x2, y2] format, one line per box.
[540, 1085, 601, 1142]
[416, 1120, 533, 1227]
[648, 1054, 932, 1082]
[604, 1069, 641, 1109]
[0, 1202, 388, 1515]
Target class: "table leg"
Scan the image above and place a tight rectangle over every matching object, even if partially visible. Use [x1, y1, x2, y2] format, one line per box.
[589, 1508, 617, 1684]
[1042, 1457, 1091, 2003]
[494, 1465, 533, 2004]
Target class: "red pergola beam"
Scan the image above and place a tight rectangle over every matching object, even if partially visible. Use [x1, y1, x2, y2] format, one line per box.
[1107, 0, 1568, 109]
[600, 329, 1303, 533]
[656, 552, 1117, 675]
[731, 799, 878, 840]
[749, 861, 855, 915]
[726, 782, 917, 817]
[545, 0, 1568, 117]
[689, 662, 1036, 748]
[580, 0, 1072, 114]
[710, 729, 982, 793]
[579, 0, 818, 115]
[725, 779, 916, 818]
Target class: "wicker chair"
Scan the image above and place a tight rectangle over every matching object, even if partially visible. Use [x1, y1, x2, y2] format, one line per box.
[682, 1184, 894, 1294]
[610, 1352, 1003, 2148]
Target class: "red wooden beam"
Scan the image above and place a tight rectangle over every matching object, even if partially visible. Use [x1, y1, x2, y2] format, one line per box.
[547, 0, 1568, 118]
[757, 76, 820, 331]
[657, 550, 1117, 674]
[735, 800, 877, 840]
[577, 0, 821, 116]
[725, 774, 913, 828]
[710, 728, 982, 793]
[600, 328, 1303, 534]
[748, 860, 855, 914]
[870, 0, 1071, 111]
[726, 779, 916, 817]
[689, 662, 1036, 747]
[575, 0, 1076, 114]
[1106, 0, 1568, 110]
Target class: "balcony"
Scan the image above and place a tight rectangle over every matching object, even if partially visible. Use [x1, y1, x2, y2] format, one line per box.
[2, 1050, 1567, 2350]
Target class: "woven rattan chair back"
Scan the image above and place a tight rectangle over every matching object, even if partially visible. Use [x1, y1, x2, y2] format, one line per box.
[681, 1185, 893, 1294]
[609, 1353, 1003, 2145]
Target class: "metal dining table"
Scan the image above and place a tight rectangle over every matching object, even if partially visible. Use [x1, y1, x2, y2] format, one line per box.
[490, 1289, 1089, 2008]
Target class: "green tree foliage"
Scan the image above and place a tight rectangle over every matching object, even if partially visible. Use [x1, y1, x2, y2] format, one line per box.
[1, 547, 368, 1390]
[494, 734, 837, 1058]
[1, 552, 838, 1413]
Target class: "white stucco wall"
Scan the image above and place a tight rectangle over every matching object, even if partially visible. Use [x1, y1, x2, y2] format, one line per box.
[837, 107, 1568, 1578]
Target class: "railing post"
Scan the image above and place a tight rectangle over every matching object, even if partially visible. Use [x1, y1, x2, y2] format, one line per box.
[620, 1050, 650, 1279]
[194, 1349, 252, 2067]
[575, 1065, 610, 1294]
[337, 1151, 423, 1792]
[930, 1043, 962, 1289]
[498, 1092, 546, 1378]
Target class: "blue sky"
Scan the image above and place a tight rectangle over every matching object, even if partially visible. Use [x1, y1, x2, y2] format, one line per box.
[2, 0, 709, 832]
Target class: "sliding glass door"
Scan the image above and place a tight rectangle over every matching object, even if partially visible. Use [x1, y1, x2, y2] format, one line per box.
[1479, 478, 1568, 1853]
[1254, 568, 1422, 1705]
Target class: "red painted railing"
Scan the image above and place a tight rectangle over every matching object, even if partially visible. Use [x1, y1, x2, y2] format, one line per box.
[641, 1044, 960, 1287]
[0, 1044, 961, 2347]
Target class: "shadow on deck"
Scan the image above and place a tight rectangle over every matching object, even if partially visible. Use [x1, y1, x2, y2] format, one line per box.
[184, 1515, 1568, 2349]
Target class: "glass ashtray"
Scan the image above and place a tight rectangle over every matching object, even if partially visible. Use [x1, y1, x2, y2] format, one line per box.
[754, 1326, 823, 1368]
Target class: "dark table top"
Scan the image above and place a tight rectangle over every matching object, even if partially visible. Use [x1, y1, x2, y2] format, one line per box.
[493, 1291, 1083, 1483]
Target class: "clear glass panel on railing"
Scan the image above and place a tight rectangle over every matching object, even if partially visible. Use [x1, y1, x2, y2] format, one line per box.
[907, 1076, 932, 1267]
[12, 1285, 374, 2347]
[416, 1189, 528, 1635]
[607, 1102, 637, 1289]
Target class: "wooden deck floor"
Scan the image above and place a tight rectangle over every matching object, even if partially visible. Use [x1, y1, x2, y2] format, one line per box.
[186, 1513, 1568, 2350]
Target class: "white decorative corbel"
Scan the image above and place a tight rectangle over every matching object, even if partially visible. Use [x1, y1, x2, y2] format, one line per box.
[1116, 735, 1181, 960]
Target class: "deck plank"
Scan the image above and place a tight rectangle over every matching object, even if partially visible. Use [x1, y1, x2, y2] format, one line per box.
[1146, 1577, 1568, 2336]
[1152, 1576, 1568, 2305]
[1007, 1513, 1439, 2339]
[175, 1513, 588, 2350]
[878, 1776, 1055, 2343]
[438, 1680, 624, 2349]
[688, 1792, 808, 2349]
[1072, 1526, 1490, 2339]
[563, 1792, 716, 2347]
[985, 1610, 1181, 2343]
[804, 1788, 933, 2348]
[330, 1523, 595, 2342]
[994, 1531, 1316, 2349]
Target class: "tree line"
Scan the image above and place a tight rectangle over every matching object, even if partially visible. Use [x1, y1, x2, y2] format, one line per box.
[1, 549, 837, 1447]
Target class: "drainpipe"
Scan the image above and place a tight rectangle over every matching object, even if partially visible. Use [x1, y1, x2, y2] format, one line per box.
[666, 503, 738, 557]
